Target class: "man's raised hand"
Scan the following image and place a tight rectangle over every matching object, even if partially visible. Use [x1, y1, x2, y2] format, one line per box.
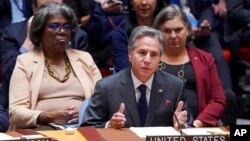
[107, 103, 126, 128]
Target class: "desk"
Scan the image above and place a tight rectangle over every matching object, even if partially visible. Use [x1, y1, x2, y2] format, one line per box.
[6, 127, 229, 141]
[6, 128, 143, 141]
[96, 128, 143, 141]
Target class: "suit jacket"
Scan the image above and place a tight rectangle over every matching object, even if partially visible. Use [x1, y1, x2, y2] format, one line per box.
[86, 1, 127, 66]
[187, 47, 226, 126]
[0, 98, 9, 132]
[81, 68, 185, 127]
[224, 0, 250, 49]
[8, 48, 102, 129]
[63, 0, 91, 18]
[0, 0, 33, 34]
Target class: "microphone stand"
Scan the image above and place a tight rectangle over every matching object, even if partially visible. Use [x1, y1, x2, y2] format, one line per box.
[165, 100, 183, 136]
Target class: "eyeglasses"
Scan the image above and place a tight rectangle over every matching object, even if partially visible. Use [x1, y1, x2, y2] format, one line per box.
[47, 23, 74, 33]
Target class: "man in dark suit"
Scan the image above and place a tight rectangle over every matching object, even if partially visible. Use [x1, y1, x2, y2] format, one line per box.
[81, 26, 188, 129]
[0, 0, 33, 38]
[224, 0, 250, 94]
[0, 0, 88, 109]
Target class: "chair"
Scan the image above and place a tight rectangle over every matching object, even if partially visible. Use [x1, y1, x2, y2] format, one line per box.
[239, 47, 250, 62]
[78, 98, 90, 126]
[222, 49, 231, 63]
[222, 47, 250, 63]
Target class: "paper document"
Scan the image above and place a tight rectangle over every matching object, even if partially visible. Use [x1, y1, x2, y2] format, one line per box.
[0, 133, 19, 140]
[130, 127, 181, 138]
[182, 127, 229, 135]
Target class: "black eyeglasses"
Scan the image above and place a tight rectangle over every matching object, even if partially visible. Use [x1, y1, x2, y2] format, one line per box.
[47, 23, 74, 33]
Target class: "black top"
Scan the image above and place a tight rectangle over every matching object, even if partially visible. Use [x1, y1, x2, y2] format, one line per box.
[160, 61, 198, 118]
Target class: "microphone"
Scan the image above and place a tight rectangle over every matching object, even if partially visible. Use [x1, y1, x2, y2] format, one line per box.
[165, 99, 183, 135]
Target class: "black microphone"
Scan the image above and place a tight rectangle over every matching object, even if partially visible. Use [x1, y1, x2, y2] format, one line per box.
[165, 99, 183, 136]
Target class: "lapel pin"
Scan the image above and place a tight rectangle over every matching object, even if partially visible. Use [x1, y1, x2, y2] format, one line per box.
[158, 89, 163, 93]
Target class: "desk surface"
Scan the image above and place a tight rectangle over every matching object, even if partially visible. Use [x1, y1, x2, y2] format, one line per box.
[96, 128, 143, 141]
[6, 128, 144, 141]
[6, 127, 229, 141]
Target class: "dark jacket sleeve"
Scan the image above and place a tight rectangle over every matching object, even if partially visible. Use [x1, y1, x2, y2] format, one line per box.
[71, 29, 88, 51]
[0, 94, 9, 132]
[227, 0, 250, 25]
[0, 26, 23, 82]
[80, 81, 109, 128]
[190, 0, 214, 27]
[112, 27, 130, 72]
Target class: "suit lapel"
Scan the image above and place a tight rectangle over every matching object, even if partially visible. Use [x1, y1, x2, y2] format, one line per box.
[30, 49, 45, 109]
[145, 71, 165, 126]
[119, 69, 141, 127]
[66, 50, 93, 98]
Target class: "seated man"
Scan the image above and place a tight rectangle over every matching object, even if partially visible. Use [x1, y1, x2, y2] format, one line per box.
[225, 0, 250, 95]
[81, 26, 188, 129]
[86, 0, 127, 68]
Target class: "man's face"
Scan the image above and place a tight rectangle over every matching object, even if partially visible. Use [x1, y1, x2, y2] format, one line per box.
[129, 36, 161, 83]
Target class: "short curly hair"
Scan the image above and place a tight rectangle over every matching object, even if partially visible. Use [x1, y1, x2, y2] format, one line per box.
[30, 2, 78, 47]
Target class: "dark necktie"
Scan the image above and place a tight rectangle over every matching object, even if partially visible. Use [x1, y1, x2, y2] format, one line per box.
[137, 84, 148, 126]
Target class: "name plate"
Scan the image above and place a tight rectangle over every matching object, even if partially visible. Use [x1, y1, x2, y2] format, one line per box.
[146, 135, 229, 141]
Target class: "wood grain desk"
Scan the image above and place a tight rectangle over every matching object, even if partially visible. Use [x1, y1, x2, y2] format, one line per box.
[6, 127, 144, 141]
[96, 128, 143, 141]
[6, 127, 229, 141]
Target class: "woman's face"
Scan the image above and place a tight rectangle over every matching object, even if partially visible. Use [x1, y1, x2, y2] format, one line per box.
[42, 14, 72, 54]
[131, 0, 157, 19]
[159, 16, 189, 50]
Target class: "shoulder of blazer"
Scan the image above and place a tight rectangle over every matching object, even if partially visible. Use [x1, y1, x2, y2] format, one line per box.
[17, 49, 43, 64]
[188, 47, 214, 63]
[98, 68, 131, 85]
[66, 49, 93, 61]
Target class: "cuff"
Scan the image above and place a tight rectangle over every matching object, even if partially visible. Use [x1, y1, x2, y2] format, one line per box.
[105, 121, 110, 128]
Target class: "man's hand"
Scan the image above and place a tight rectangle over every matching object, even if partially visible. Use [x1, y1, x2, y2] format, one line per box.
[101, 0, 123, 13]
[173, 101, 188, 129]
[212, 1, 227, 18]
[193, 20, 212, 37]
[107, 103, 126, 128]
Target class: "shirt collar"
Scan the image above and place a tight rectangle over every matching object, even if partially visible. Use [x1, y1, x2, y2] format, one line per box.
[131, 70, 154, 90]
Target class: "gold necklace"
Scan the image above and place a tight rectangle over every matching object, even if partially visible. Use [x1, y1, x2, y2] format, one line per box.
[45, 56, 71, 83]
